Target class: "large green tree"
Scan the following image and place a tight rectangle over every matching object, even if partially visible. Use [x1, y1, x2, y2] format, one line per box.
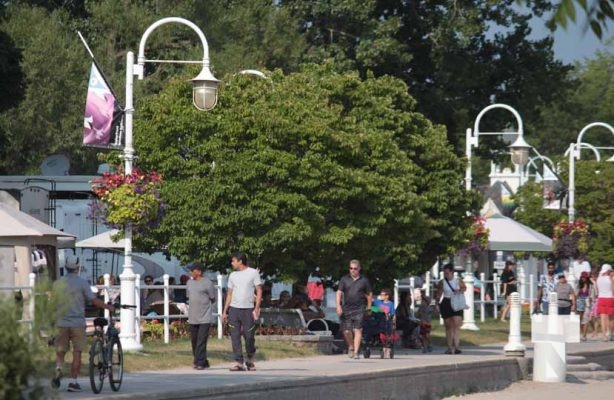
[133, 65, 477, 282]
[279, 0, 572, 155]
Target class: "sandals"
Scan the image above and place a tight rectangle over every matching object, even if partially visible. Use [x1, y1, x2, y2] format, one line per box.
[229, 364, 247, 372]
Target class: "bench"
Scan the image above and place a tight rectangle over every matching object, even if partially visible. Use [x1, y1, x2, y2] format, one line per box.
[258, 308, 331, 336]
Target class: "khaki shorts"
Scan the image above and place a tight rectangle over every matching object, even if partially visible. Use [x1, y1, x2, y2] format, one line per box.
[56, 327, 88, 353]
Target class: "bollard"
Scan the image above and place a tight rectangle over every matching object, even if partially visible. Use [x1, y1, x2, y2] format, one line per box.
[533, 292, 568, 382]
[504, 292, 525, 357]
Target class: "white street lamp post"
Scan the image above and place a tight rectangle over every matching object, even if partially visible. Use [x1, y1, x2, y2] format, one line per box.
[464, 103, 531, 331]
[120, 17, 220, 351]
[567, 122, 614, 224]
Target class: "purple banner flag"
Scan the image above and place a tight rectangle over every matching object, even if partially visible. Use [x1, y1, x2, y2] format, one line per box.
[83, 63, 123, 148]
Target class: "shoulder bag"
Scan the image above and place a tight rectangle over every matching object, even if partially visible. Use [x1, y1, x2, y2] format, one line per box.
[445, 278, 467, 312]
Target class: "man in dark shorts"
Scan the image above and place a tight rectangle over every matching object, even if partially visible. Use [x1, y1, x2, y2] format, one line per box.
[336, 259, 372, 359]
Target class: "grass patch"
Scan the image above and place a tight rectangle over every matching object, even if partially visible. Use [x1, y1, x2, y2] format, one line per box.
[429, 316, 532, 347]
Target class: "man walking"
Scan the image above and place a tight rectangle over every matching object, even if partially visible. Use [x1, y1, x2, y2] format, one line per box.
[52, 255, 113, 392]
[336, 259, 372, 359]
[222, 252, 262, 371]
[187, 262, 216, 370]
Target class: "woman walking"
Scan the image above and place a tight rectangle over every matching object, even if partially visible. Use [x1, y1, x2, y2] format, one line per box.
[437, 263, 466, 354]
[499, 261, 517, 322]
[577, 271, 593, 341]
[596, 264, 614, 341]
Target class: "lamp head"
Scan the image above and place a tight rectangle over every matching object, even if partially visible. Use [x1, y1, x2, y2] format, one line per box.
[191, 65, 220, 111]
[510, 135, 531, 166]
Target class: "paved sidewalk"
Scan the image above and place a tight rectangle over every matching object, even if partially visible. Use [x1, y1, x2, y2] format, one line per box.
[56, 339, 613, 400]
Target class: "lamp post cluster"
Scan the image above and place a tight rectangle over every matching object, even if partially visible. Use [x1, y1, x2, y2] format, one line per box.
[463, 103, 531, 331]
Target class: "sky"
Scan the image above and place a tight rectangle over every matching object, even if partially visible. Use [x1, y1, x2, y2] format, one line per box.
[530, 17, 613, 64]
[526, 7, 613, 64]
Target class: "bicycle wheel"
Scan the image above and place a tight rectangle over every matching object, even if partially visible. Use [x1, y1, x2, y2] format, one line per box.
[108, 338, 123, 391]
[89, 338, 105, 394]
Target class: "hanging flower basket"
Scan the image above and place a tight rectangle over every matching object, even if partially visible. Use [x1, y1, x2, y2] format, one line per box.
[460, 216, 490, 259]
[553, 219, 590, 259]
[89, 168, 165, 233]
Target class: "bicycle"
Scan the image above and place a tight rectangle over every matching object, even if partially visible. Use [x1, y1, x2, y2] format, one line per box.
[88, 303, 136, 394]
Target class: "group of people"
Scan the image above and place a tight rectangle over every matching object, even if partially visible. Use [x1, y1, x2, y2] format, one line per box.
[534, 259, 614, 341]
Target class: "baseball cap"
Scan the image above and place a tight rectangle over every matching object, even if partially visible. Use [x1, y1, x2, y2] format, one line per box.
[65, 254, 80, 270]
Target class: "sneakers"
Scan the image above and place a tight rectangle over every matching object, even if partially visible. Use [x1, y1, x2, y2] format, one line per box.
[347, 347, 354, 358]
[50, 367, 62, 389]
[67, 382, 82, 392]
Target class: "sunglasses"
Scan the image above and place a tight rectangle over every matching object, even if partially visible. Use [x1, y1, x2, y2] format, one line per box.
[145, 280, 153, 284]
[349, 267, 359, 270]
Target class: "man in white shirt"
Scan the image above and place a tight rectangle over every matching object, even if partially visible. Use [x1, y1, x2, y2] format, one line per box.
[222, 252, 262, 371]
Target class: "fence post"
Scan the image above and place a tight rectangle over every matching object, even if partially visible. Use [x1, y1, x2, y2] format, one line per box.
[103, 274, 111, 320]
[409, 277, 415, 313]
[163, 274, 170, 344]
[493, 273, 499, 320]
[529, 274, 534, 314]
[393, 279, 399, 310]
[28, 273, 36, 340]
[217, 273, 224, 340]
[135, 275, 141, 346]
[424, 272, 431, 297]
[518, 266, 526, 304]
[480, 272, 485, 322]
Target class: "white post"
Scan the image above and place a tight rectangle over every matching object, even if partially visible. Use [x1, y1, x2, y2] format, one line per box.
[439, 271, 444, 325]
[28, 272, 36, 339]
[163, 274, 170, 344]
[103, 274, 111, 320]
[529, 274, 534, 314]
[480, 272, 486, 323]
[568, 142, 576, 223]
[462, 258, 479, 330]
[217, 273, 224, 340]
[393, 279, 399, 309]
[533, 291, 566, 382]
[493, 273, 499, 320]
[504, 292, 525, 356]
[424, 272, 431, 297]
[409, 277, 416, 313]
[518, 265, 526, 304]
[135, 275, 141, 346]
[118, 50, 142, 352]
[465, 128, 473, 190]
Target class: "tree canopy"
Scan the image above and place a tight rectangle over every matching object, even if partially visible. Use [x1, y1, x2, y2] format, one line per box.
[134, 65, 477, 281]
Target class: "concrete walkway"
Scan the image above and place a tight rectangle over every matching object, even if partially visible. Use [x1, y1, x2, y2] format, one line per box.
[57, 339, 614, 400]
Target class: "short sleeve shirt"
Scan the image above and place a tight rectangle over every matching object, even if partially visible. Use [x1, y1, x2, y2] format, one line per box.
[338, 274, 372, 312]
[228, 267, 262, 309]
[53, 273, 96, 328]
[187, 277, 217, 324]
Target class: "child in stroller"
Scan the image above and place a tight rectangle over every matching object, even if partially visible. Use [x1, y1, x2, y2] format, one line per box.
[362, 288, 398, 358]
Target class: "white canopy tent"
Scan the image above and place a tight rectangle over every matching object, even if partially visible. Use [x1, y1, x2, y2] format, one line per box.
[76, 229, 186, 280]
[481, 199, 552, 252]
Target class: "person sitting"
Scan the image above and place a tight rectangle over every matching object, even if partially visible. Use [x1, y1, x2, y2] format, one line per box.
[261, 290, 273, 308]
[395, 292, 419, 348]
[278, 290, 292, 308]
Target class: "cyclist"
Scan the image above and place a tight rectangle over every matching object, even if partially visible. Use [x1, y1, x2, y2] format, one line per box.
[52, 255, 114, 392]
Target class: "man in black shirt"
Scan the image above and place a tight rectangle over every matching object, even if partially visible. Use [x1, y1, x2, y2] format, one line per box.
[336, 259, 372, 359]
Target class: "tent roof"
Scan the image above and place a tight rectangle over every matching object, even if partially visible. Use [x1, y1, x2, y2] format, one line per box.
[481, 199, 552, 252]
[76, 229, 123, 249]
[0, 203, 75, 246]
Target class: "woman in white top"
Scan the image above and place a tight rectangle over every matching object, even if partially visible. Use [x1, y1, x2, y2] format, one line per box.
[436, 263, 466, 354]
[596, 264, 614, 341]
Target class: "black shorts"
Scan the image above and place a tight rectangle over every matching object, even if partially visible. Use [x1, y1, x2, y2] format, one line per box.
[341, 309, 364, 330]
[439, 298, 463, 319]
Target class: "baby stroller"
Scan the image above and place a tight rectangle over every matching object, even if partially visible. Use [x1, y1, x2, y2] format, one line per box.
[361, 311, 398, 359]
